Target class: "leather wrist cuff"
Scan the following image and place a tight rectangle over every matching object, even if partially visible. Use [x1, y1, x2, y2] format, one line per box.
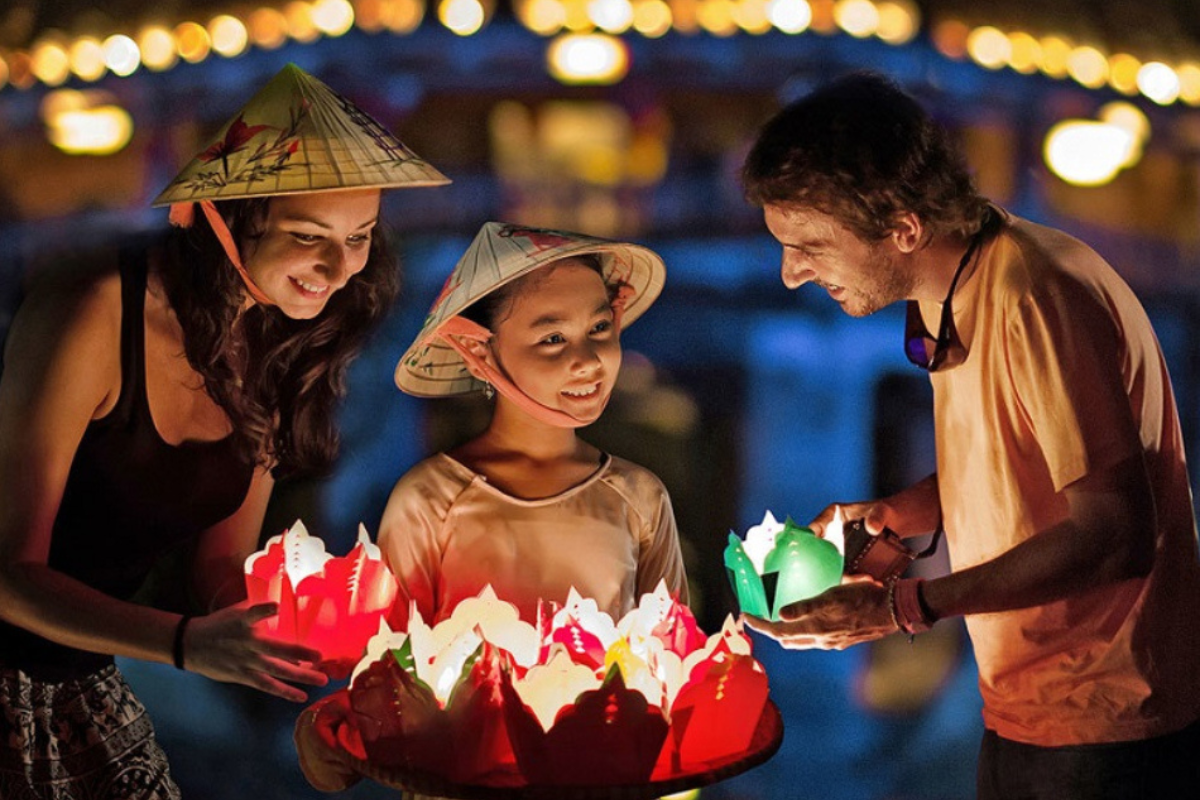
[892, 578, 935, 635]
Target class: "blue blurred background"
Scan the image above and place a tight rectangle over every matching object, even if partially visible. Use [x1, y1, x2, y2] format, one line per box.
[3, 1, 1200, 797]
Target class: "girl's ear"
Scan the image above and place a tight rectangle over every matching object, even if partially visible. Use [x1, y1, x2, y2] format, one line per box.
[453, 335, 496, 381]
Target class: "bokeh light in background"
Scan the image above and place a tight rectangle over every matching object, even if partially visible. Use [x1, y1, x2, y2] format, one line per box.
[547, 32, 630, 84]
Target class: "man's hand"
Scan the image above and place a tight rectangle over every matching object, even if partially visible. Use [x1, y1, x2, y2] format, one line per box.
[742, 578, 897, 650]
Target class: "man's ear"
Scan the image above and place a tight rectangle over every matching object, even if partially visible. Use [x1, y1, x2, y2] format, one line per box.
[889, 212, 925, 254]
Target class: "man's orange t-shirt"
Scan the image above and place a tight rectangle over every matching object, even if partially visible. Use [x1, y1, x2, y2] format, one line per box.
[924, 208, 1200, 746]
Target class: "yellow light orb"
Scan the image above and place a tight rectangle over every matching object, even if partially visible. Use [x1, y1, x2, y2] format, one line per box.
[547, 33, 630, 84]
[384, 0, 427, 33]
[209, 15, 249, 57]
[174, 22, 212, 63]
[1098, 101, 1149, 151]
[589, 0, 634, 33]
[1108, 52, 1141, 95]
[520, 0, 567, 35]
[767, 0, 812, 34]
[833, 0, 879, 39]
[632, 0, 673, 37]
[285, 1, 321, 42]
[439, 0, 486, 34]
[1066, 46, 1108, 89]
[1136, 61, 1179, 105]
[39, 88, 88, 121]
[698, 0, 739, 36]
[103, 34, 141, 76]
[69, 37, 107, 82]
[1178, 63, 1200, 106]
[0, 54, 8, 91]
[249, 8, 289, 48]
[966, 26, 1010, 70]
[733, 0, 773, 34]
[48, 103, 135, 156]
[312, 0, 356, 35]
[1043, 120, 1133, 187]
[875, 0, 918, 45]
[1037, 35, 1072, 79]
[31, 38, 71, 86]
[138, 26, 178, 71]
[1006, 31, 1041, 75]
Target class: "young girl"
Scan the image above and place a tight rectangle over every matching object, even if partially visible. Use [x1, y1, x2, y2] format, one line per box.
[384, 222, 689, 626]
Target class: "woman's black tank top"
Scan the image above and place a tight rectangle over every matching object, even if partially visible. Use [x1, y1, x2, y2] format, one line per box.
[0, 252, 255, 681]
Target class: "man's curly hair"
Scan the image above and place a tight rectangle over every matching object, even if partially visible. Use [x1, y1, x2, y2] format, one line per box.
[743, 72, 990, 242]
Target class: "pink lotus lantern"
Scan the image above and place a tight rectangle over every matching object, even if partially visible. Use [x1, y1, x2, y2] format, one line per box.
[244, 520, 399, 676]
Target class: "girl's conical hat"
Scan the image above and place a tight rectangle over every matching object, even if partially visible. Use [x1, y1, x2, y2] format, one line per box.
[395, 222, 666, 397]
[152, 63, 448, 206]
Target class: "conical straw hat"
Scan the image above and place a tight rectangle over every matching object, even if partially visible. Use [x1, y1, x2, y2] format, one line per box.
[152, 63, 448, 206]
[395, 222, 666, 397]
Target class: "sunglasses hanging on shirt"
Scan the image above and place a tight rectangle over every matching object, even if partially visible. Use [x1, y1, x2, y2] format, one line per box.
[903, 213, 993, 372]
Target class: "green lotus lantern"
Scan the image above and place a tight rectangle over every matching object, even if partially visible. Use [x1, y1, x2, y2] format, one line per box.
[724, 512, 843, 620]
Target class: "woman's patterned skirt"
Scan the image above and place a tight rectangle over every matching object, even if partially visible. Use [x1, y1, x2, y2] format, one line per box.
[0, 664, 181, 800]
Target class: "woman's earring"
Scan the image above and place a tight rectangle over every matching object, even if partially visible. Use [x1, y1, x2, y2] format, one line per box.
[483, 382, 495, 400]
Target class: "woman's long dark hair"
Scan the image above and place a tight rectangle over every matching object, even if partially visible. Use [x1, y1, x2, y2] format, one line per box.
[160, 196, 400, 478]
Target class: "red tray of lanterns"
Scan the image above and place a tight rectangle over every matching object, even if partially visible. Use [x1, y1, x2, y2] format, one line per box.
[291, 581, 785, 798]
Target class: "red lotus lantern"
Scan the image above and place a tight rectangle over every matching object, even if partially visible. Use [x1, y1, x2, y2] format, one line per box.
[244, 520, 399, 676]
[654, 631, 770, 774]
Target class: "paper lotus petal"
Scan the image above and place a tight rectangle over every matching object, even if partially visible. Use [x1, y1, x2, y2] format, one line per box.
[742, 510, 784, 573]
[502, 665, 670, 786]
[604, 638, 665, 710]
[511, 644, 601, 732]
[433, 586, 541, 669]
[244, 521, 398, 672]
[349, 654, 448, 773]
[656, 651, 770, 773]
[618, 580, 707, 659]
[552, 588, 620, 648]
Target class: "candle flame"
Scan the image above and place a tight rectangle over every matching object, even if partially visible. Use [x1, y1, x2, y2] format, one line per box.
[825, 506, 846, 555]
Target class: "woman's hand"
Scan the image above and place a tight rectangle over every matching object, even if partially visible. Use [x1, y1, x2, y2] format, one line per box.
[182, 603, 328, 702]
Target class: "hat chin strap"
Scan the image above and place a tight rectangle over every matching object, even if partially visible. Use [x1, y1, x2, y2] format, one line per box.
[169, 201, 276, 307]
[435, 284, 633, 430]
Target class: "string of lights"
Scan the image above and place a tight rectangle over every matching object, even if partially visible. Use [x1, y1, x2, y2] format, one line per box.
[2, 0, 1197, 105]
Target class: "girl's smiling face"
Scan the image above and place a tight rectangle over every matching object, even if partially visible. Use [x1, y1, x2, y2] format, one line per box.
[242, 189, 381, 319]
[488, 258, 621, 426]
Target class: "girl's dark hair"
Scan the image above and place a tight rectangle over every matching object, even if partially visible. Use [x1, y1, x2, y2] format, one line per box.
[160, 196, 400, 478]
[460, 252, 607, 330]
[742, 71, 990, 241]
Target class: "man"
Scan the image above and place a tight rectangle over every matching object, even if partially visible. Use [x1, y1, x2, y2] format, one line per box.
[741, 71, 1200, 799]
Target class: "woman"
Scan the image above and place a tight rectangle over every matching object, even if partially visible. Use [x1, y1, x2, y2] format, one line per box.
[0, 64, 448, 798]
